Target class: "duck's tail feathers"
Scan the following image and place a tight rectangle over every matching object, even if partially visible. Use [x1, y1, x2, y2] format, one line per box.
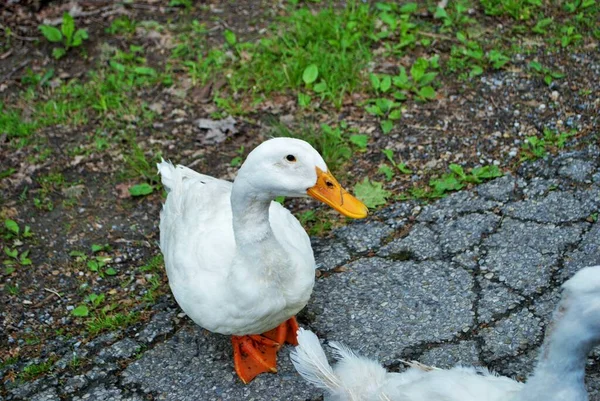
[157, 158, 177, 192]
[291, 329, 342, 393]
[157, 159, 215, 193]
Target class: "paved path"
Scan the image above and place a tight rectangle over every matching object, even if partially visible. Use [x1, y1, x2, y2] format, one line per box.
[7, 144, 600, 400]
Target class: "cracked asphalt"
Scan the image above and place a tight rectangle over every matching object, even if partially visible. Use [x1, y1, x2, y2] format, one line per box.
[5, 143, 600, 400]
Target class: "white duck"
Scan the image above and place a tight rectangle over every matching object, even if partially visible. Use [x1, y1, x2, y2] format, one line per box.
[292, 265, 600, 401]
[158, 137, 367, 383]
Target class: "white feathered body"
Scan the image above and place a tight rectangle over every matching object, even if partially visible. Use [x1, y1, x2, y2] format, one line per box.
[291, 329, 523, 401]
[159, 162, 315, 335]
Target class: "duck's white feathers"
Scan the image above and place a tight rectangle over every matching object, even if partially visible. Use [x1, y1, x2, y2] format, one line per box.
[291, 329, 342, 393]
[292, 328, 522, 401]
[158, 159, 314, 335]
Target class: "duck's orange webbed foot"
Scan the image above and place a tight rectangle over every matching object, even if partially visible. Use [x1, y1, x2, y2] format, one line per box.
[261, 316, 300, 347]
[232, 335, 279, 384]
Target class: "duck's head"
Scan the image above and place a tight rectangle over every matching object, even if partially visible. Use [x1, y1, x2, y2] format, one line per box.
[236, 137, 368, 219]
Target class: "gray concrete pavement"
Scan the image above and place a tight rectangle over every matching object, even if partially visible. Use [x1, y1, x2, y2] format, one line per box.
[12, 144, 600, 400]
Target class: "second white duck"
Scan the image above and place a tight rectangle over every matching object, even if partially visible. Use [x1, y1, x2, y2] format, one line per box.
[292, 265, 600, 401]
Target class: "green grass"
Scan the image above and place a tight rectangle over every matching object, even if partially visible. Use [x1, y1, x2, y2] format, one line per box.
[520, 128, 575, 161]
[228, 3, 376, 108]
[0, 356, 18, 369]
[20, 360, 52, 381]
[86, 311, 140, 334]
[139, 254, 164, 273]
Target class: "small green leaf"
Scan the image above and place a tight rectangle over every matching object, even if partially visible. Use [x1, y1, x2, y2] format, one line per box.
[223, 30, 237, 46]
[392, 91, 407, 101]
[133, 67, 157, 76]
[4, 266, 15, 275]
[375, 98, 394, 113]
[529, 61, 543, 72]
[230, 156, 242, 167]
[72, 305, 89, 317]
[129, 183, 154, 196]
[449, 164, 467, 179]
[417, 86, 436, 100]
[302, 64, 319, 85]
[39, 25, 62, 42]
[380, 120, 393, 134]
[69, 250, 86, 259]
[71, 29, 88, 47]
[380, 76, 391, 93]
[434, 6, 448, 19]
[365, 104, 382, 116]
[392, 68, 410, 89]
[471, 165, 502, 180]
[399, 2, 418, 13]
[61, 13, 75, 42]
[274, 196, 285, 205]
[397, 163, 412, 174]
[298, 92, 311, 107]
[354, 178, 392, 209]
[382, 149, 395, 164]
[5, 219, 19, 235]
[410, 58, 428, 82]
[87, 260, 99, 272]
[378, 164, 394, 181]
[109, 60, 126, 72]
[370, 73, 381, 90]
[5, 248, 18, 259]
[388, 109, 402, 120]
[430, 174, 464, 194]
[91, 244, 106, 253]
[105, 267, 117, 276]
[469, 66, 484, 78]
[349, 134, 368, 150]
[418, 72, 438, 86]
[313, 81, 328, 93]
[52, 48, 67, 59]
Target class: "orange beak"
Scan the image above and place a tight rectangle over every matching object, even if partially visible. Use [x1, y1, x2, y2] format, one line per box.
[306, 167, 368, 219]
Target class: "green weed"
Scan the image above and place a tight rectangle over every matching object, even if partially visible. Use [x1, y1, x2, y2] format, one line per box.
[410, 164, 503, 199]
[86, 311, 140, 334]
[379, 149, 412, 181]
[354, 178, 392, 209]
[106, 16, 138, 36]
[298, 210, 333, 236]
[520, 128, 575, 161]
[6, 283, 19, 295]
[20, 360, 52, 381]
[139, 254, 164, 273]
[39, 13, 89, 59]
[480, 0, 542, 20]
[229, 2, 376, 108]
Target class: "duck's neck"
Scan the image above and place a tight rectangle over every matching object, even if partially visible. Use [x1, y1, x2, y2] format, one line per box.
[513, 306, 592, 401]
[230, 176, 277, 249]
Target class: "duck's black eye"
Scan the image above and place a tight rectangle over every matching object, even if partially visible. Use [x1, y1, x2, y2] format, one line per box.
[286, 154, 296, 162]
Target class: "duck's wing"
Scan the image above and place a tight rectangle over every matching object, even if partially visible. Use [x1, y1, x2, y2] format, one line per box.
[158, 161, 235, 307]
